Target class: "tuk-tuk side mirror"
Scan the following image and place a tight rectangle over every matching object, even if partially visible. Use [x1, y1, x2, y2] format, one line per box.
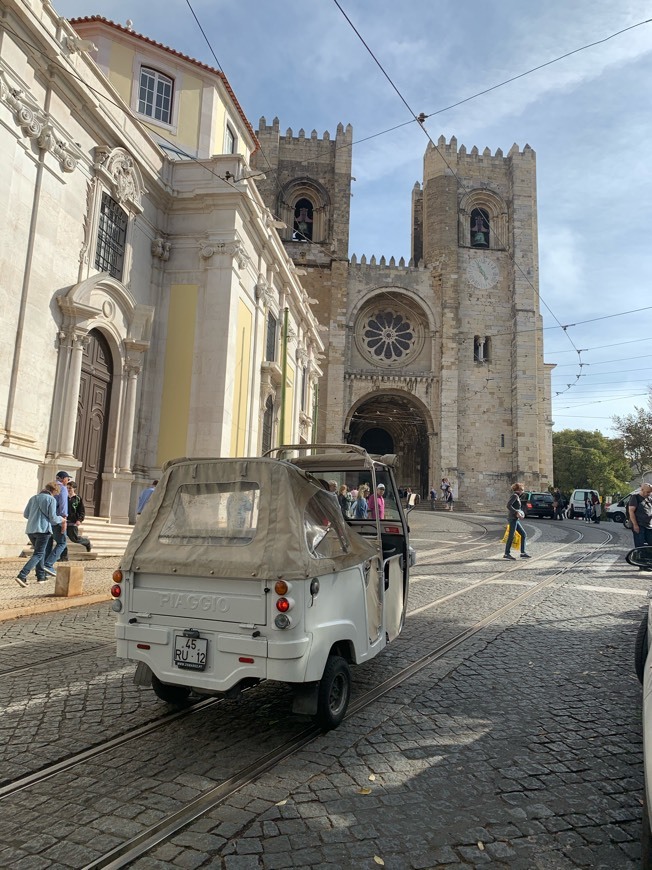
[625, 546, 652, 568]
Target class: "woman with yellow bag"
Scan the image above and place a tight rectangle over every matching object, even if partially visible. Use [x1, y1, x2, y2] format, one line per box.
[503, 482, 531, 561]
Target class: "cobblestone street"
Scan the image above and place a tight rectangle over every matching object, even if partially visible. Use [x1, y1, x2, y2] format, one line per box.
[0, 513, 647, 869]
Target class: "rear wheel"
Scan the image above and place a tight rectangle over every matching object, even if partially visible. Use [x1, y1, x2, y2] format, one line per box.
[636, 614, 649, 685]
[612, 512, 625, 524]
[315, 655, 351, 730]
[152, 674, 192, 705]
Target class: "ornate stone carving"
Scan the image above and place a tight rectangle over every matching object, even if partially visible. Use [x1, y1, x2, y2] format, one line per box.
[199, 239, 250, 268]
[78, 178, 97, 266]
[94, 146, 146, 211]
[151, 238, 171, 261]
[0, 71, 78, 172]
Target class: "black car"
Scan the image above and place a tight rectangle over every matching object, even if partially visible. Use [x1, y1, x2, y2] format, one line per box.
[522, 491, 555, 518]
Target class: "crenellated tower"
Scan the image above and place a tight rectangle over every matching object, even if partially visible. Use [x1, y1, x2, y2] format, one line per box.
[253, 120, 552, 506]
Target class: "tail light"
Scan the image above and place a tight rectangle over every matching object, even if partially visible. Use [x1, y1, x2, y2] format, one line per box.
[274, 579, 293, 629]
[111, 571, 123, 612]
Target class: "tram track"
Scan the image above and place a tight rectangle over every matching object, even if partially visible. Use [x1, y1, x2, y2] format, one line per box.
[0, 641, 115, 677]
[80, 528, 616, 869]
[0, 526, 614, 798]
[0, 527, 613, 869]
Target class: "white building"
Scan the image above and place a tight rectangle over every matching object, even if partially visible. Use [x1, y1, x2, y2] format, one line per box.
[0, 4, 322, 555]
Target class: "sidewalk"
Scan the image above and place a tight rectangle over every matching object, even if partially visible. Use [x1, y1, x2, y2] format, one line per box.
[0, 556, 118, 621]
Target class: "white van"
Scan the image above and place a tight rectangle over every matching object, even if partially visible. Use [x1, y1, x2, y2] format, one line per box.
[568, 489, 601, 520]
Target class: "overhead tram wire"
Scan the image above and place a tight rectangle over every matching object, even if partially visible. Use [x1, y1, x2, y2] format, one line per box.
[329, 0, 587, 399]
[15, 13, 648, 391]
[333, 0, 652, 396]
[232, 18, 652, 204]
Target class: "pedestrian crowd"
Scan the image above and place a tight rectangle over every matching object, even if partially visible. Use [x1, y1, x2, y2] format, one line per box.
[15, 474, 159, 589]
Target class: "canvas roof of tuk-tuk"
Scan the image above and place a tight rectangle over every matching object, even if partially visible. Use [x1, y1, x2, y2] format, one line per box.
[121, 456, 378, 580]
[270, 444, 397, 474]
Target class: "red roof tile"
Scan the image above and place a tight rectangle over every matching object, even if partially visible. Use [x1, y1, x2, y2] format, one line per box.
[70, 16, 259, 150]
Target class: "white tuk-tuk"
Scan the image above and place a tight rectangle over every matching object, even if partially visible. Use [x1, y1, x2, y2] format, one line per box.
[112, 445, 413, 729]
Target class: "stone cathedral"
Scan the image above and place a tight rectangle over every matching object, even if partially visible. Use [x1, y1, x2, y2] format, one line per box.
[253, 118, 553, 509]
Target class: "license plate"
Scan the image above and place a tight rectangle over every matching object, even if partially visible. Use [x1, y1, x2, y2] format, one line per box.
[173, 635, 208, 671]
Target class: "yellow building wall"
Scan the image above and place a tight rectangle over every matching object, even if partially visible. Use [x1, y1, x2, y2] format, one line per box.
[230, 299, 253, 456]
[107, 41, 134, 105]
[175, 73, 202, 153]
[157, 285, 198, 466]
[284, 365, 295, 445]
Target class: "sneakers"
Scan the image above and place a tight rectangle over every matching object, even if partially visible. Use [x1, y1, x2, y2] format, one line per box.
[15, 576, 28, 588]
[503, 553, 516, 560]
[43, 565, 56, 577]
[520, 553, 532, 559]
[36, 577, 48, 584]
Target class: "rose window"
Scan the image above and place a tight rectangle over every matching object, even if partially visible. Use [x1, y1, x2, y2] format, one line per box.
[363, 310, 415, 362]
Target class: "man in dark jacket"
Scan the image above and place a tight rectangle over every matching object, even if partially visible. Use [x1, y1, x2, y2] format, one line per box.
[66, 482, 92, 552]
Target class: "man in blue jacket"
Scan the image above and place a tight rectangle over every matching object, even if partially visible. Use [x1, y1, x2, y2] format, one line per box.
[16, 482, 65, 586]
[43, 470, 71, 574]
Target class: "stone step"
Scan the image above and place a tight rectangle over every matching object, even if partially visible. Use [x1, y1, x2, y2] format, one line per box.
[76, 516, 134, 557]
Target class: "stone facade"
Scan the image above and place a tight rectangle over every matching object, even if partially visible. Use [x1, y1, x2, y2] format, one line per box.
[0, 5, 321, 555]
[253, 124, 553, 508]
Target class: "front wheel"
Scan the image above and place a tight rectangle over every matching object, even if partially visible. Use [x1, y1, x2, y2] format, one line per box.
[152, 674, 192, 705]
[315, 655, 351, 731]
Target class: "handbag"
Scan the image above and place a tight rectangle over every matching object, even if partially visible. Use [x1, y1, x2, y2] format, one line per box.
[501, 524, 522, 550]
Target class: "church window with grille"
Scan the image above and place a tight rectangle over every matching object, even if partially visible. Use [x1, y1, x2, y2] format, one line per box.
[293, 198, 314, 241]
[470, 208, 490, 248]
[95, 193, 127, 280]
[266, 311, 278, 362]
[261, 396, 274, 454]
[138, 67, 173, 125]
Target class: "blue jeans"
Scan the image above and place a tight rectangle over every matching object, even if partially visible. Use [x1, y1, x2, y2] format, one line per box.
[505, 517, 527, 554]
[18, 532, 51, 580]
[633, 527, 652, 548]
[44, 524, 67, 568]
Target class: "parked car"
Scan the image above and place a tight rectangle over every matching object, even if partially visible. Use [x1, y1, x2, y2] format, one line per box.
[568, 489, 601, 520]
[607, 493, 636, 527]
[629, 546, 652, 865]
[522, 491, 555, 519]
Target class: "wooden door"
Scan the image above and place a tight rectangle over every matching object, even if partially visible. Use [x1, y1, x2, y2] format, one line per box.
[73, 330, 113, 515]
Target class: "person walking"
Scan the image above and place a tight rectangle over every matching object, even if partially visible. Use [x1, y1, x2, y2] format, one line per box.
[44, 470, 71, 572]
[367, 483, 385, 520]
[504, 482, 530, 560]
[553, 488, 564, 520]
[136, 479, 159, 516]
[66, 481, 92, 551]
[353, 485, 369, 519]
[628, 483, 652, 547]
[584, 494, 593, 523]
[16, 482, 65, 587]
[337, 484, 350, 518]
[441, 478, 454, 511]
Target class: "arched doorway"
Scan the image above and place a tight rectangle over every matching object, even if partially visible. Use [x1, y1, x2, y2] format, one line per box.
[360, 427, 394, 455]
[348, 393, 430, 496]
[74, 329, 113, 515]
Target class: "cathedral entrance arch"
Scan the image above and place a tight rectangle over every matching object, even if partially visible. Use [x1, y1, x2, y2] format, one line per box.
[346, 392, 432, 497]
[74, 329, 112, 515]
[360, 428, 393, 455]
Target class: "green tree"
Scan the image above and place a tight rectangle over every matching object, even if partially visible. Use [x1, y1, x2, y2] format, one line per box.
[613, 392, 652, 475]
[552, 429, 631, 497]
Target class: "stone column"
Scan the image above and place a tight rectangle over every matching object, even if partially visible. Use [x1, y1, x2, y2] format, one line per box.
[60, 330, 88, 457]
[118, 358, 140, 472]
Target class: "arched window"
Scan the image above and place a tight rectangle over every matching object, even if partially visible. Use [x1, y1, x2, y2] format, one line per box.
[473, 335, 491, 363]
[470, 208, 490, 248]
[293, 198, 314, 241]
[261, 396, 274, 454]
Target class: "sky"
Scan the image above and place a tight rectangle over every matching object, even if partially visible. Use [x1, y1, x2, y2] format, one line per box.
[53, 0, 652, 438]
